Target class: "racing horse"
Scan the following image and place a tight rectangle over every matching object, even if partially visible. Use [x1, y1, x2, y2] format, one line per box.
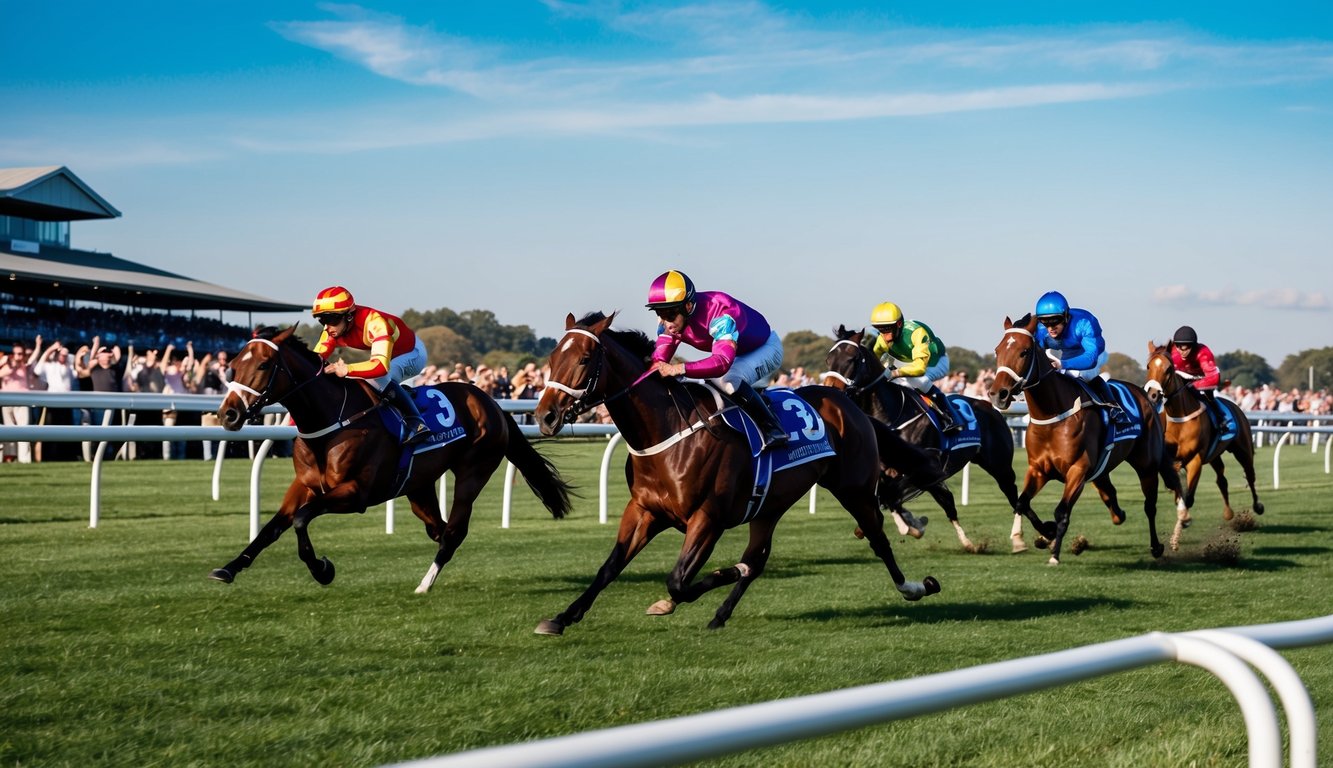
[532, 312, 940, 634]
[822, 325, 1038, 553]
[210, 325, 572, 591]
[1144, 342, 1263, 549]
[989, 314, 1180, 565]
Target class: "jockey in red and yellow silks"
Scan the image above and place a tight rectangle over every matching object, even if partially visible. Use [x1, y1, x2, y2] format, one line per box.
[310, 286, 430, 445]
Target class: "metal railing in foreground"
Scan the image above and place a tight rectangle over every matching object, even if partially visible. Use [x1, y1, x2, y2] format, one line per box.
[386, 613, 1333, 768]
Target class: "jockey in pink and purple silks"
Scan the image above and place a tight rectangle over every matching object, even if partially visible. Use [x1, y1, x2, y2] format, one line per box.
[645, 270, 789, 452]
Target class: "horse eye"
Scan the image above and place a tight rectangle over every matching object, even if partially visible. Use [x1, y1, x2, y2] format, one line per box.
[579, 356, 591, 365]
[257, 362, 271, 370]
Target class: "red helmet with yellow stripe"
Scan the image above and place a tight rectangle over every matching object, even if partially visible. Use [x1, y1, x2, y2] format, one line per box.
[312, 286, 356, 316]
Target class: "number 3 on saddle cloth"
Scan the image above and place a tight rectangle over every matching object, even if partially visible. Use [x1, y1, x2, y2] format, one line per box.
[376, 387, 470, 496]
[718, 387, 837, 523]
[903, 390, 983, 452]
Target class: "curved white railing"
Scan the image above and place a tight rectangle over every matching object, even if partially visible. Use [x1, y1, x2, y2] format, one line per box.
[388, 613, 1333, 768]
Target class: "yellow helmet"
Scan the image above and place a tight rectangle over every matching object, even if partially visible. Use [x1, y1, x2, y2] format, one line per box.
[870, 301, 903, 328]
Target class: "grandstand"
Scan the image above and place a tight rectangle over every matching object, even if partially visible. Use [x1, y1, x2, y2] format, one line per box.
[1, 166, 304, 348]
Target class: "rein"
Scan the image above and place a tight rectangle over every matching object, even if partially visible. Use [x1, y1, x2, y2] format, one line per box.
[997, 326, 1092, 426]
[821, 339, 889, 397]
[1144, 362, 1206, 423]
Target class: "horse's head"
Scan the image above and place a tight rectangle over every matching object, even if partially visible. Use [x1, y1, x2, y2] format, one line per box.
[217, 325, 317, 430]
[1143, 341, 1177, 407]
[536, 311, 619, 436]
[821, 325, 876, 391]
[990, 313, 1041, 411]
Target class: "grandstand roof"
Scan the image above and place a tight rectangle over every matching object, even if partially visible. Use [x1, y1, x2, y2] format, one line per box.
[0, 166, 121, 221]
[1, 165, 304, 313]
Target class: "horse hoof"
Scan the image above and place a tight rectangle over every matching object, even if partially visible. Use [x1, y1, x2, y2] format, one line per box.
[1110, 511, 1126, 526]
[1254, 502, 1265, 515]
[907, 527, 924, 540]
[923, 576, 941, 595]
[1152, 544, 1165, 558]
[534, 619, 565, 636]
[208, 568, 234, 584]
[1040, 523, 1058, 539]
[646, 599, 676, 616]
[853, 527, 865, 539]
[1011, 540, 1028, 554]
[313, 557, 336, 586]
[1034, 536, 1050, 550]
[1047, 557, 1061, 566]
[1223, 508, 1234, 521]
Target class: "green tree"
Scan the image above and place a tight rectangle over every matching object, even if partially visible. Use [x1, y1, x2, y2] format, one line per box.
[945, 346, 994, 377]
[1105, 351, 1143, 384]
[1275, 346, 1333, 392]
[417, 326, 478, 368]
[1216, 350, 1276, 389]
[782, 329, 835, 373]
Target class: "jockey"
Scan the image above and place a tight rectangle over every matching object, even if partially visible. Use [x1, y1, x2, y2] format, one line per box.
[645, 270, 789, 452]
[311, 286, 431, 445]
[1169, 325, 1227, 424]
[1033, 291, 1131, 429]
[868, 302, 960, 433]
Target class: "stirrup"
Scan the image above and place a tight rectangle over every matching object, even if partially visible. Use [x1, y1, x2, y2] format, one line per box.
[759, 429, 789, 452]
[404, 422, 431, 445]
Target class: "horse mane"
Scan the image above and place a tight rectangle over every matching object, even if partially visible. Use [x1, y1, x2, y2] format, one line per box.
[257, 325, 323, 369]
[576, 311, 655, 362]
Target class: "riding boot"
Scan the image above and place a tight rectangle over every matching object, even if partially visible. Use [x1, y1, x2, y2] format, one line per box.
[926, 388, 961, 433]
[382, 380, 431, 445]
[731, 381, 789, 453]
[1087, 376, 1130, 428]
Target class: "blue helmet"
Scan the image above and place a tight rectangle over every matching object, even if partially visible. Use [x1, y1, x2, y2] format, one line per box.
[1035, 291, 1070, 321]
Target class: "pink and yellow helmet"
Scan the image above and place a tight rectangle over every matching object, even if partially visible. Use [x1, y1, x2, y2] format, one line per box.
[645, 270, 696, 309]
[312, 286, 356, 315]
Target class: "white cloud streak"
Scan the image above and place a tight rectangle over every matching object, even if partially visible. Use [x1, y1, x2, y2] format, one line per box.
[1154, 285, 1330, 311]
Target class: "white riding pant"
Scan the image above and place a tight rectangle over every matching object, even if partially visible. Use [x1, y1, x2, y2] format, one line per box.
[365, 338, 428, 391]
[709, 331, 784, 395]
[890, 353, 951, 393]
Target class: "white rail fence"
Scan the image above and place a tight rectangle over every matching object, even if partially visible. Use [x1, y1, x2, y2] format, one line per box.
[2, 393, 1329, 538]
[387, 613, 1333, 768]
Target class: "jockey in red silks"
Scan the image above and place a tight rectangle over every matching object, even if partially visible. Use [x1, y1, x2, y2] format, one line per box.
[645, 270, 789, 452]
[1169, 325, 1227, 423]
[310, 286, 430, 445]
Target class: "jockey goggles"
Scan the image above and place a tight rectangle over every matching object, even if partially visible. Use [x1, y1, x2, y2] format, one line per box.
[314, 312, 350, 326]
[1037, 314, 1066, 328]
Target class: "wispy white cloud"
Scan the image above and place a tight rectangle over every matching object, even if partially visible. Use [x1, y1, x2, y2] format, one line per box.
[1154, 285, 1330, 311]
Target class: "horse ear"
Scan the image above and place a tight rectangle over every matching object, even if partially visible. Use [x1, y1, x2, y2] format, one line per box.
[835, 323, 847, 336]
[1003, 316, 1014, 329]
[1147, 340, 1156, 355]
[590, 311, 616, 334]
[274, 325, 297, 343]
[564, 313, 576, 330]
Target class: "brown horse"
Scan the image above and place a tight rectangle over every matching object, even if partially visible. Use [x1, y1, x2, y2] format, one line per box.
[1144, 342, 1263, 549]
[989, 314, 1181, 564]
[210, 326, 572, 590]
[823, 325, 1039, 553]
[531, 312, 940, 634]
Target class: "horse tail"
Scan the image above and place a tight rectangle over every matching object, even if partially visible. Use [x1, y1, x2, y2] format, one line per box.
[502, 410, 574, 519]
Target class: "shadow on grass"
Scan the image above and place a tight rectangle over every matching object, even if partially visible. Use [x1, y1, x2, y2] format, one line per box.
[791, 596, 1132, 625]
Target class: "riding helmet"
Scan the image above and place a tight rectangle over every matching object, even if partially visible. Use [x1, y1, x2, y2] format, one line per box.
[1035, 291, 1070, 321]
[1173, 325, 1198, 345]
[312, 286, 356, 315]
[870, 301, 904, 330]
[645, 270, 696, 309]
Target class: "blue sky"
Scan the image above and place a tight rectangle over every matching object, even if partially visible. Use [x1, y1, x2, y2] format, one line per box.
[4, 1, 1331, 366]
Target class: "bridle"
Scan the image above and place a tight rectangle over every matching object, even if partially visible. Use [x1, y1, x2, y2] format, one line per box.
[1143, 351, 1190, 404]
[543, 328, 638, 423]
[821, 339, 887, 397]
[224, 337, 322, 423]
[994, 326, 1048, 394]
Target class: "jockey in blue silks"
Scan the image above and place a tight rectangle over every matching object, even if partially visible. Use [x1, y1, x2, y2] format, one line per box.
[1033, 291, 1131, 428]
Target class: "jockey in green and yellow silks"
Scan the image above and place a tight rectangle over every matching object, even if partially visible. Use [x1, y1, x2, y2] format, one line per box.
[869, 302, 959, 433]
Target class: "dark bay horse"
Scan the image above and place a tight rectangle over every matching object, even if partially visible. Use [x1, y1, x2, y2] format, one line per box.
[989, 315, 1181, 565]
[1144, 342, 1263, 549]
[211, 326, 572, 591]
[822, 325, 1037, 553]
[531, 312, 940, 634]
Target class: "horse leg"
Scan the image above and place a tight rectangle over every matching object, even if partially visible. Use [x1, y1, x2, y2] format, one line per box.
[536, 504, 666, 636]
[1208, 455, 1234, 521]
[411, 471, 492, 595]
[1183, 455, 1205, 518]
[1010, 513, 1028, 553]
[979, 454, 1026, 552]
[698, 520, 779, 630]
[291, 501, 338, 585]
[1017, 468, 1058, 541]
[648, 514, 727, 624]
[1092, 476, 1127, 527]
[833, 487, 940, 600]
[208, 481, 308, 583]
[1046, 474, 1088, 566]
[1233, 442, 1264, 514]
[921, 483, 974, 552]
[1134, 465, 1165, 559]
